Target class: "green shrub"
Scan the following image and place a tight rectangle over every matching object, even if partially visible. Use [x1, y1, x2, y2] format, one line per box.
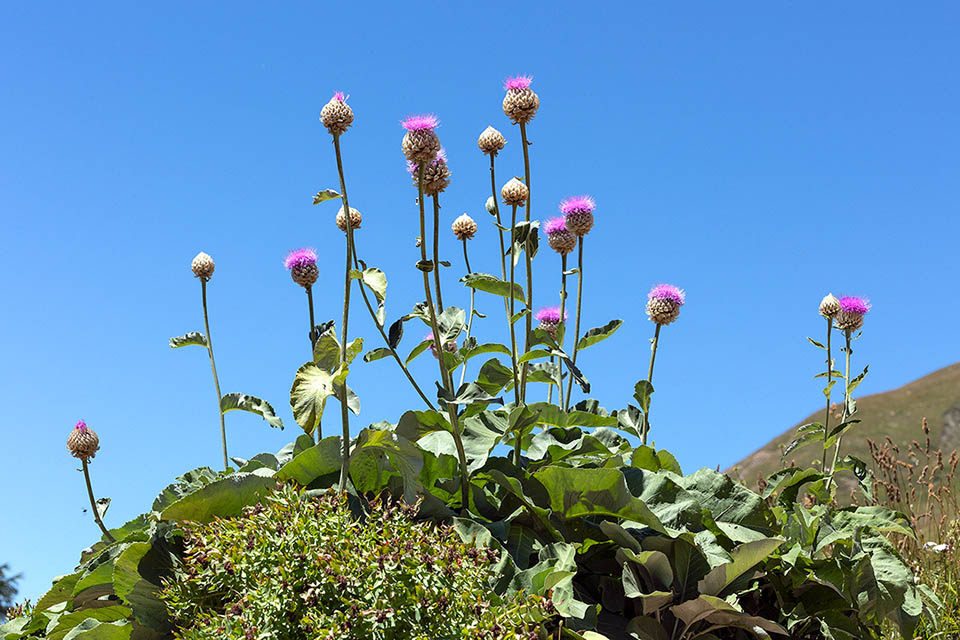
[160, 482, 553, 639]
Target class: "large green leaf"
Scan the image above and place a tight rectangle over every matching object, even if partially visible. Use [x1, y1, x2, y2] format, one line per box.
[275, 436, 343, 485]
[61, 620, 132, 640]
[168, 332, 206, 349]
[159, 469, 275, 522]
[219, 393, 283, 429]
[461, 273, 525, 304]
[312, 188, 341, 204]
[674, 468, 773, 531]
[670, 595, 786, 638]
[289, 362, 348, 436]
[47, 606, 132, 640]
[357, 267, 387, 303]
[576, 319, 622, 351]
[698, 537, 785, 596]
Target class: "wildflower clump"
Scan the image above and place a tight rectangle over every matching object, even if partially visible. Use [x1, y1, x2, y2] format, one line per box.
[161, 483, 552, 640]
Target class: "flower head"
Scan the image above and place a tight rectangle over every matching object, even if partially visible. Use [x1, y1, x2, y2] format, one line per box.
[407, 147, 447, 174]
[819, 293, 841, 318]
[535, 306, 568, 324]
[834, 295, 870, 332]
[401, 114, 439, 132]
[451, 214, 477, 241]
[504, 75, 533, 91]
[838, 296, 870, 316]
[559, 195, 596, 215]
[191, 252, 215, 280]
[332, 91, 347, 102]
[647, 283, 686, 306]
[67, 420, 100, 460]
[544, 217, 568, 234]
[320, 91, 353, 135]
[75, 420, 88, 432]
[284, 248, 318, 271]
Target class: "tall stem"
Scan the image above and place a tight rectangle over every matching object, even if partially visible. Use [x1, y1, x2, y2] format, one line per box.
[432, 194, 444, 312]
[821, 317, 832, 472]
[459, 239, 475, 387]
[419, 166, 470, 508]
[306, 285, 318, 443]
[518, 121, 534, 402]
[643, 323, 662, 446]
[827, 331, 853, 489]
[490, 155, 508, 284]
[507, 204, 521, 405]
[564, 237, 585, 410]
[333, 133, 355, 492]
[201, 279, 228, 470]
[558, 253, 569, 407]
[82, 459, 115, 543]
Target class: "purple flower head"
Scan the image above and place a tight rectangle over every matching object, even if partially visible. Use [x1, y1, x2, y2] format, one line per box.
[647, 284, 686, 306]
[535, 306, 568, 324]
[401, 114, 439, 132]
[407, 147, 447, 175]
[559, 195, 596, 215]
[75, 420, 88, 432]
[332, 91, 347, 102]
[284, 248, 318, 271]
[504, 75, 533, 91]
[544, 217, 568, 234]
[838, 296, 870, 316]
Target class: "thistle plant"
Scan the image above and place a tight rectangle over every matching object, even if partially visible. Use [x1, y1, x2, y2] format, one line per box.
[536, 305, 567, 404]
[452, 214, 479, 385]
[192, 252, 228, 469]
[409, 147, 451, 311]
[546, 216, 576, 406]
[503, 76, 539, 402]
[284, 248, 319, 347]
[501, 176, 529, 404]
[561, 195, 596, 409]
[817, 293, 841, 471]
[66, 420, 114, 543]
[642, 283, 685, 444]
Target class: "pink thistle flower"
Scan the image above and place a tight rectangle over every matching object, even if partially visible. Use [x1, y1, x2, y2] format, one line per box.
[284, 248, 318, 271]
[544, 217, 568, 234]
[504, 75, 532, 91]
[559, 195, 596, 215]
[401, 114, 439, 132]
[838, 296, 870, 316]
[647, 284, 686, 306]
[407, 147, 447, 174]
[75, 420, 88, 432]
[535, 306, 568, 324]
[332, 91, 347, 102]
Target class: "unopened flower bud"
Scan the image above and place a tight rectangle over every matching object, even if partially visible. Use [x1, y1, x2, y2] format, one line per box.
[819, 293, 841, 318]
[191, 252, 215, 280]
[501, 177, 528, 206]
[336, 206, 362, 232]
[478, 126, 506, 156]
[319, 91, 353, 136]
[451, 214, 477, 241]
[646, 284, 685, 326]
[67, 420, 100, 461]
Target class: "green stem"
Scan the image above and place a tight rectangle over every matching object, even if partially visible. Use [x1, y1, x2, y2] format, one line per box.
[564, 237, 585, 410]
[558, 253, 569, 407]
[507, 204, 521, 405]
[490, 155, 508, 285]
[333, 133, 354, 492]
[827, 331, 853, 489]
[201, 278, 228, 470]
[419, 166, 470, 510]
[821, 317, 832, 472]
[519, 121, 533, 403]
[459, 239, 475, 387]
[643, 323, 661, 445]
[306, 285, 318, 443]
[432, 194, 444, 312]
[82, 458, 115, 543]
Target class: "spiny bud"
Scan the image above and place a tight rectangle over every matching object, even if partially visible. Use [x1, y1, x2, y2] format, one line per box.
[502, 76, 540, 125]
[284, 248, 319, 289]
[501, 177, 528, 206]
[560, 195, 595, 237]
[401, 114, 441, 164]
[646, 284, 685, 326]
[191, 252, 215, 280]
[477, 126, 506, 156]
[834, 296, 870, 333]
[819, 293, 841, 318]
[336, 206, 362, 232]
[67, 420, 100, 461]
[319, 91, 353, 136]
[545, 217, 576, 255]
[451, 214, 477, 241]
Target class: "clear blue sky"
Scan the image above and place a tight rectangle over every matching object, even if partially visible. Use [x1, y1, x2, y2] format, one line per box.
[3, 2, 958, 602]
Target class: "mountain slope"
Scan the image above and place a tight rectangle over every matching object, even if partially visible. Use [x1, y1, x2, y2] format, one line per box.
[730, 362, 960, 487]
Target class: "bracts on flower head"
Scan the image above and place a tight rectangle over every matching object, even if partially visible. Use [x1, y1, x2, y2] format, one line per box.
[560, 195, 595, 237]
[336, 206, 362, 232]
[501, 177, 529, 207]
[320, 91, 354, 136]
[478, 126, 506, 156]
[401, 114, 441, 164]
[408, 148, 451, 196]
[451, 214, 477, 241]
[834, 296, 870, 332]
[67, 420, 100, 461]
[425, 332, 457, 358]
[502, 76, 540, 125]
[819, 293, 841, 318]
[545, 217, 576, 255]
[191, 252, 215, 280]
[535, 306, 568, 338]
[646, 284, 685, 326]
[284, 248, 319, 288]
